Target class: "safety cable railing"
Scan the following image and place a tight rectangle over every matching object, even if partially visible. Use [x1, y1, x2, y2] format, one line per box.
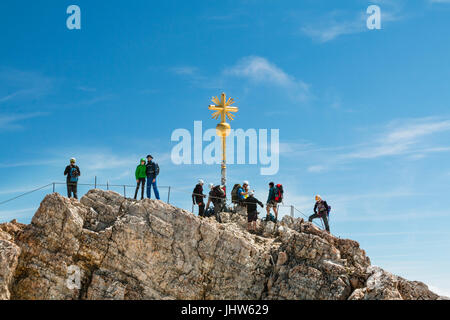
[0, 182, 325, 229]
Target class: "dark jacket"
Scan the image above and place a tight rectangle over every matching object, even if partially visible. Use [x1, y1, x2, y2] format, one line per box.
[244, 196, 263, 213]
[314, 200, 329, 215]
[146, 161, 160, 178]
[267, 187, 277, 202]
[64, 165, 81, 183]
[192, 184, 205, 205]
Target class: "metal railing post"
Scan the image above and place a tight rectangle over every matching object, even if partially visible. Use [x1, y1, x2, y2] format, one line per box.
[95, 176, 97, 189]
[167, 186, 171, 204]
[52, 183, 55, 193]
[107, 181, 109, 190]
[290, 205, 294, 218]
[123, 185, 126, 198]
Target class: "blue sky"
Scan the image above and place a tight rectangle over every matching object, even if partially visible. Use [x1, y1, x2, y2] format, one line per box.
[1, 0, 450, 296]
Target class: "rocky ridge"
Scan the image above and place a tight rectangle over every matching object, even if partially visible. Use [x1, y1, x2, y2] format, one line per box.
[0, 189, 446, 300]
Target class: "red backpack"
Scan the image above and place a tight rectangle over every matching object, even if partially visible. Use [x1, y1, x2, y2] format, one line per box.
[274, 184, 284, 203]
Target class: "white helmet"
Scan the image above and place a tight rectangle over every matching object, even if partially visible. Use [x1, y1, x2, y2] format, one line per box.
[209, 183, 214, 189]
[70, 157, 76, 163]
[243, 180, 249, 186]
[198, 179, 204, 185]
[248, 190, 255, 197]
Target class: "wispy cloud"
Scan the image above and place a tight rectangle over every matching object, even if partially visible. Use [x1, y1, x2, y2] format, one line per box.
[428, 285, 450, 298]
[77, 86, 97, 92]
[224, 56, 311, 101]
[0, 208, 36, 221]
[301, 11, 367, 43]
[343, 117, 450, 160]
[429, 0, 450, 3]
[168, 65, 223, 90]
[0, 112, 48, 131]
[0, 68, 54, 104]
[300, 3, 404, 43]
[170, 66, 199, 76]
[284, 117, 450, 173]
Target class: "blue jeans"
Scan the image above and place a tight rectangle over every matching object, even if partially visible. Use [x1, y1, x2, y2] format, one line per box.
[146, 176, 160, 200]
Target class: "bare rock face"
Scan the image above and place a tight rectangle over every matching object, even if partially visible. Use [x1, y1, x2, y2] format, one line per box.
[0, 190, 443, 300]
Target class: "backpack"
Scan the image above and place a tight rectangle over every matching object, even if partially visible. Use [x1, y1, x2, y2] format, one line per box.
[70, 167, 79, 183]
[231, 184, 241, 204]
[317, 201, 330, 215]
[155, 163, 160, 176]
[274, 184, 284, 203]
[212, 185, 225, 198]
[204, 207, 215, 218]
[211, 186, 225, 204]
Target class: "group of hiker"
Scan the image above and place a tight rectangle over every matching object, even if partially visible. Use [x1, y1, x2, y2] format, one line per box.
[192, 180, 330, 233]
[64, 155, 161, 201]
[64, 157, 332, 233]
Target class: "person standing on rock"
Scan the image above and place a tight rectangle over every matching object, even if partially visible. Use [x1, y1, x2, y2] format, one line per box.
[134, 158, 147, 200]
[265, 182, 278, 223]
[309, 195, 330, 233]
[205, 183, 225, 223]
[64, 158, 80, 199]
[237, 181, 249, 207]
[146, 155, 160, 200]
[245, 190, 264, 233]
[192, 179, 206, 217]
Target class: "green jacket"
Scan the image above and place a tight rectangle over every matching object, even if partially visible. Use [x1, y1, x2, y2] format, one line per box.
[135, 164, 147, 179]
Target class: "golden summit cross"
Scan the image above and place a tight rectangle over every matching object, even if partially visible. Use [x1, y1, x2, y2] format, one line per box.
[208, 93, 238, 123]
[208, 92, 239, 188]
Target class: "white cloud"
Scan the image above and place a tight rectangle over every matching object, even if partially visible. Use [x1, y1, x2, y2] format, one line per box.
[300, 5, 403, 43]
[224, 56, 310, 101]
[344, 118, 450, 159]
[0, 68, 54, 104]
[0, 208, 36, 221]
[428, 285, 450, 298]
[307, 165, 327, 173]
[170, 66, 199, 75]
[77, 86, 97, 92]
[301, 16, 365, 43]
[0, 113, 48, 131]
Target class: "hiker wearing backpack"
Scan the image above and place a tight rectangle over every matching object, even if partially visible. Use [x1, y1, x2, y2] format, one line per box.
[265, 182, 280, 223]
[64, 158, 81, 199]
[245, 190, 264, 233]
[134, 158, 147, 200]
[238, 181, 249, 205]
[192, 179, 206, 217]
[205, 183, 225, 223]
[309, 195, 330, 233]
[146, 155, 160, 200]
